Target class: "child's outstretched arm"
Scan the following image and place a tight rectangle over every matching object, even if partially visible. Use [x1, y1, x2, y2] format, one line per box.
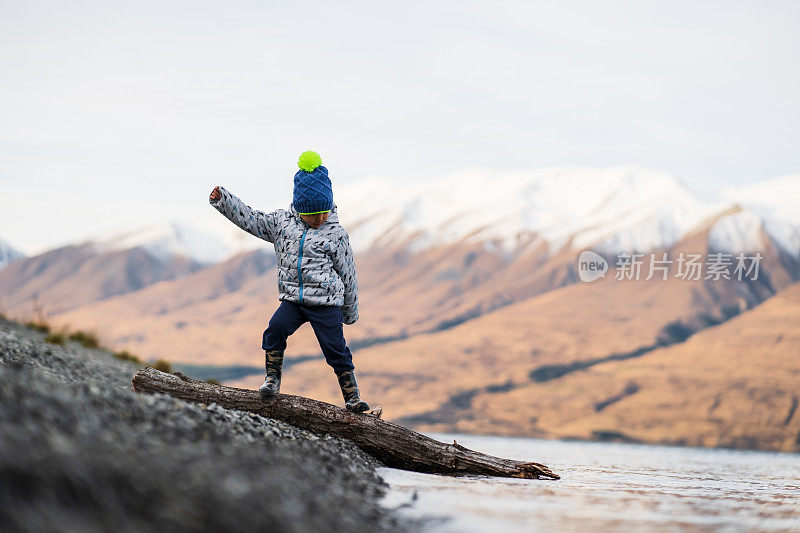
[332, 232, 359, 325]
[209, 186, 279, 243]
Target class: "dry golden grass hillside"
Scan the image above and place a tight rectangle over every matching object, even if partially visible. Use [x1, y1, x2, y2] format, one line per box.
[230, 280, 800, 452]
[455, 280, 800, 452]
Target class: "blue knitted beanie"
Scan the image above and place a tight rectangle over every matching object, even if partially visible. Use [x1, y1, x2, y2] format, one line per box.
[292, 151, 333, 215]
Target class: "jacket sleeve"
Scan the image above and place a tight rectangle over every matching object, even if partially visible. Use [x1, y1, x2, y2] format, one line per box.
[332, 231, 359, 325]
[210, 186, 279, 244]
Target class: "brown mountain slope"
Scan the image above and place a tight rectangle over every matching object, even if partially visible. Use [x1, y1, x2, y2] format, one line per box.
[50, 250, 277, 363]
[228, 279, 799, 452]
[228, 219, 788, 417]
[8, 204, 797, 452]
[51, 209, 794, 375]
[228, 271, 766, 419]
[0, 244, 200, 316]
[49, 237, 561, 365]
[447, 280, 800, 452]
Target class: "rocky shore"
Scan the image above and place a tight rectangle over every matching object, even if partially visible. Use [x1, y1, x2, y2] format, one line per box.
[0, 318, 412, 532]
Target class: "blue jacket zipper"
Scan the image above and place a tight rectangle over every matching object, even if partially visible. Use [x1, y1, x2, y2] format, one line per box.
[297, 228, 309, 302]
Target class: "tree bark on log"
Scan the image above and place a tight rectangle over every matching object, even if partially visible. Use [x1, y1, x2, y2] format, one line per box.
[132, 368, 559, 480]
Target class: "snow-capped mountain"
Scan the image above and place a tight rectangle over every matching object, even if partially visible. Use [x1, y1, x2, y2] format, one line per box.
[0, 239, 25, 270]
[336, 166, 797, 257]
[0, 223, 229, 316]
[723, 174, 800, 225]
[18, 166, 795, 270]
[91, 221, 257, 265]
[720, 174, 800, 256]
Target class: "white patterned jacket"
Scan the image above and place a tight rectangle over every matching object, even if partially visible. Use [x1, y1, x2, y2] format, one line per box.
[211, 187, 359, 324]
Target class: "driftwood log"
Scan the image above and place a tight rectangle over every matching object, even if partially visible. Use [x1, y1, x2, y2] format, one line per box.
[132, 368, 560, 480]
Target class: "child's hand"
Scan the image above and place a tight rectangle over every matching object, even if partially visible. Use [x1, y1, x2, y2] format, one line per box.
[210, 186, 222, 202]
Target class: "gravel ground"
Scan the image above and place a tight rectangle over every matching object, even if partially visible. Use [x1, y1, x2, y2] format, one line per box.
[0, 318, 413, 533]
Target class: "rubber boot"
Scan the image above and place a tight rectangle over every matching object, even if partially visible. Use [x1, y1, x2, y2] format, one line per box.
[258, 349, 284, 399]
[336, 370, 369, 413]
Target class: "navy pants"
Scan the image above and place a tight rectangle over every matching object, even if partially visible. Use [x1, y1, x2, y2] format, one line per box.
[262, 300, 355, 374]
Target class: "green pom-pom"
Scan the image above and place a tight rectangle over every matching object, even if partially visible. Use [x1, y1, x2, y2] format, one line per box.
[298, 151, 322, 172]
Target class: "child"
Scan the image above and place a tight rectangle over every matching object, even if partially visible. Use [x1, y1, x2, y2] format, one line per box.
[209, 151, 369, 413]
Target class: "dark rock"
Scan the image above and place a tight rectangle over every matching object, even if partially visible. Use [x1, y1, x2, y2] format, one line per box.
[0, 318, 411, 532]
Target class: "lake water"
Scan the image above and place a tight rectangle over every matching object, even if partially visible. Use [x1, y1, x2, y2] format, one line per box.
[379, 433, 800, 532]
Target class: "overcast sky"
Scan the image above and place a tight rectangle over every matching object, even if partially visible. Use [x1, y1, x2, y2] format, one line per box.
[1, 0, 798, 253]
